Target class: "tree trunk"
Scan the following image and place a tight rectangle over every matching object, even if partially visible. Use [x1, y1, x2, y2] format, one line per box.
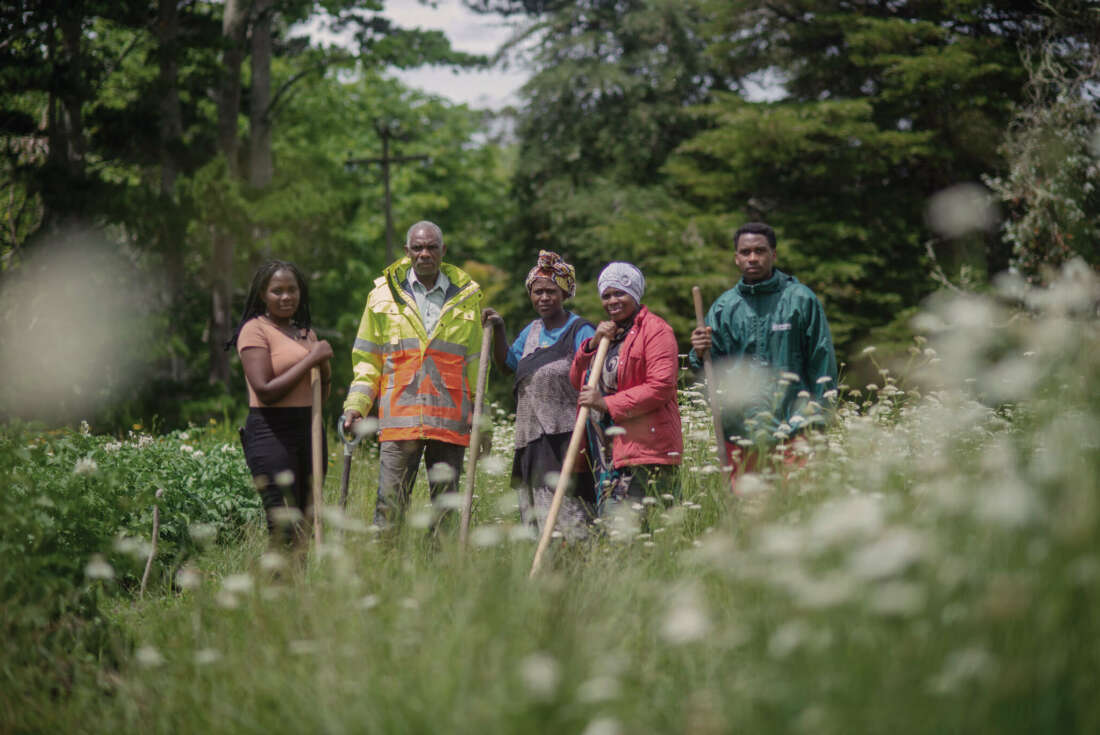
[158, 0, 186, 381]
[209, 0, 249, 386]
[42, 8, 88, 233]
[249, 0, 274, 190]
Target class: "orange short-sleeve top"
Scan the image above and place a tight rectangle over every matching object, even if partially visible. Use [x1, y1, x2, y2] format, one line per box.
[236, 317, 317, 408]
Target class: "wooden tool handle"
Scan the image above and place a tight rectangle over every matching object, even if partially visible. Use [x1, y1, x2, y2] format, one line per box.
[310, 367, 324, 546]
[460, 324, 494, 548]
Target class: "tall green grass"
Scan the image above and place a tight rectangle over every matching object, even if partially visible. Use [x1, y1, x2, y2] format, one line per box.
[4, 263, 1099, 734]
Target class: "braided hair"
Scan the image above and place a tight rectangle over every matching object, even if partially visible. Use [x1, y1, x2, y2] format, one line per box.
[224, 260, 313, 350]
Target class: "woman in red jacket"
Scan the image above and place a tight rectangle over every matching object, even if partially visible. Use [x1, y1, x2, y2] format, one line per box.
[572, 262, 683, 515]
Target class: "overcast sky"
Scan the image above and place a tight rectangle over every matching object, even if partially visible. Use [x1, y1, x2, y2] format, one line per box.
[379, 0, 529, 110]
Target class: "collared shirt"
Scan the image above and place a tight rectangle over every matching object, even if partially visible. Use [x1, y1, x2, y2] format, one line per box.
[407, 267, 450, 335]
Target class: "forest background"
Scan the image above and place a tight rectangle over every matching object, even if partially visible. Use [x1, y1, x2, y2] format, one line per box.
[1, 0, 1097, 432]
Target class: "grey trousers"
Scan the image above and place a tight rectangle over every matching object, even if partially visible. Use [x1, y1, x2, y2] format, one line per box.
[375, 439, 466, 527]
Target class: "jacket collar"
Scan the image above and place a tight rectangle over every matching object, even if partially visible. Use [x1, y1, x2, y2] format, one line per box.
[385, 257, 472, 302]
[737, 269, 788, 296]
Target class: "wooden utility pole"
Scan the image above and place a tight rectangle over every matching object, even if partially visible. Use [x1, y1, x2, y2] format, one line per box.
[346, 122, 429, 264]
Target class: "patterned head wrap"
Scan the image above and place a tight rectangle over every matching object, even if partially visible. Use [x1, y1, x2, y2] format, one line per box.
[597, 262, 645, 305]
[525, 250, 576, 298]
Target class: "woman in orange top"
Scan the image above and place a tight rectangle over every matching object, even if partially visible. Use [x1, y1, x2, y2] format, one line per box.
[227, 261, 332, 548]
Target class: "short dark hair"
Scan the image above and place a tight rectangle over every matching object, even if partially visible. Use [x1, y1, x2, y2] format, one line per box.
[733, 222, 776, 250]
[225, 260, 313, 350]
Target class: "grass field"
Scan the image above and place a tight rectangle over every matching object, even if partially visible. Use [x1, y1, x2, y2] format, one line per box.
[3, 265, 1099, 734]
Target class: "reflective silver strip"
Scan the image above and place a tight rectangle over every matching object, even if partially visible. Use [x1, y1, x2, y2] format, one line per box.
[427, 340, 468, 357]
[348, 384, 374, 396]
[381, 338, 422, 354]
[379, 414, 469, 434]
[353, 338, 383, 355]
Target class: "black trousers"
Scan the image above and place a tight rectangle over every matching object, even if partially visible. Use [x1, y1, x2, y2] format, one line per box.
[241, 407, 327, 545]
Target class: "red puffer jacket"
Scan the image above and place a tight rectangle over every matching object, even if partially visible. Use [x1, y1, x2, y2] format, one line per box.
[570, 305, 683, 468]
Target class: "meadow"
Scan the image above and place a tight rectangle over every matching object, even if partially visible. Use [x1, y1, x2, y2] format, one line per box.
[3, 263, 1098, 734]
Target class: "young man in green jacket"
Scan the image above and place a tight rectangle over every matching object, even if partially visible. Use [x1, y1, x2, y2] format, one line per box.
[689, 222, 838, 490]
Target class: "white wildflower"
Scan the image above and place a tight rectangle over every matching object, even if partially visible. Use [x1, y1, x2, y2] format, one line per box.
[260, 552, 286, 573]
[213, 589, 239, 607]
[175, 566, 201, 591]
[807, 495, 884, 551]
[519, 652, 560, 699]
[73, 457, 98, 476]
[768, 620, 810, 659]
[661, 586, 711, 644]
[352, 416, 379, 437]
[926, 183, 998, 239]
[869, 582, 926, 616]
[928, 647, 995, 694]
[289, 640, 319, 656]
[861, 346, 877, 355]
[189, 523, 217, 543]
[84, 554, 114, 580]
[434, 492, 463, 510]
[135, 645, 165, 668]
[578, 676, 621, 703]
[268, 507, 303, 527]
[581, 717, 621, 735]
[194, 648, 222, 665]
[975, 479, 1041, 527]
[848, 528, 927, 580]
[358, 594, 380, 610]
[221, 573, 253, 594]
[509, 525, 538, 543]
[180, 444, 194, 454]
[481, 455, 507, 475]
[471, 526, 503, 547]
[737, 473, 770, 496]
[427, 463, 457, 483]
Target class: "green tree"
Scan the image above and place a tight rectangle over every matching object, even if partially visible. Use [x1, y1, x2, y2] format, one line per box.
[985, 41, 1100, 282]
[666, 0, 1081, 350]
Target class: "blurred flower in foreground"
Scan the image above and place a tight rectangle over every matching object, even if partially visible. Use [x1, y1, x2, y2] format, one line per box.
[73, 457, 98, 476]
[519, 652, 560, 699]
[135, 645, 165, 668]
[661, 585, 711, 644]
[926, 182, 999, 239]
[194, 648, 222, 666]
[427, 462, 457, 483]
[84, 554, 114, 580]
[176, 566, 201, 591]
[581, 717, 621, 735]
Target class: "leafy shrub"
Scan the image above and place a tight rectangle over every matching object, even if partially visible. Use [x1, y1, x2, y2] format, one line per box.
[0, 421, 261, 715]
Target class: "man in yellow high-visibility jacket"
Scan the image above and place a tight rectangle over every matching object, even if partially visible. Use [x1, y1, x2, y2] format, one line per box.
[343, 221, 484, 528]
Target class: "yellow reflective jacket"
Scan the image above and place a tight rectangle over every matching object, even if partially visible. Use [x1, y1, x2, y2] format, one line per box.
[343, 258, 484, 445]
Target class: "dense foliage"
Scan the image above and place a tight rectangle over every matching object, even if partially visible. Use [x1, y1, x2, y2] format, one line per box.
[0, 420, 258, 716]
[2, 262, 1098, 732]
[3, 0, 1097, 430]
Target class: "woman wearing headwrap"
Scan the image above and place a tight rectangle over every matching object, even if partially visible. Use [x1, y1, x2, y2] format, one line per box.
[571, 262, 683, 514]
[482, 251, 597, 536]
